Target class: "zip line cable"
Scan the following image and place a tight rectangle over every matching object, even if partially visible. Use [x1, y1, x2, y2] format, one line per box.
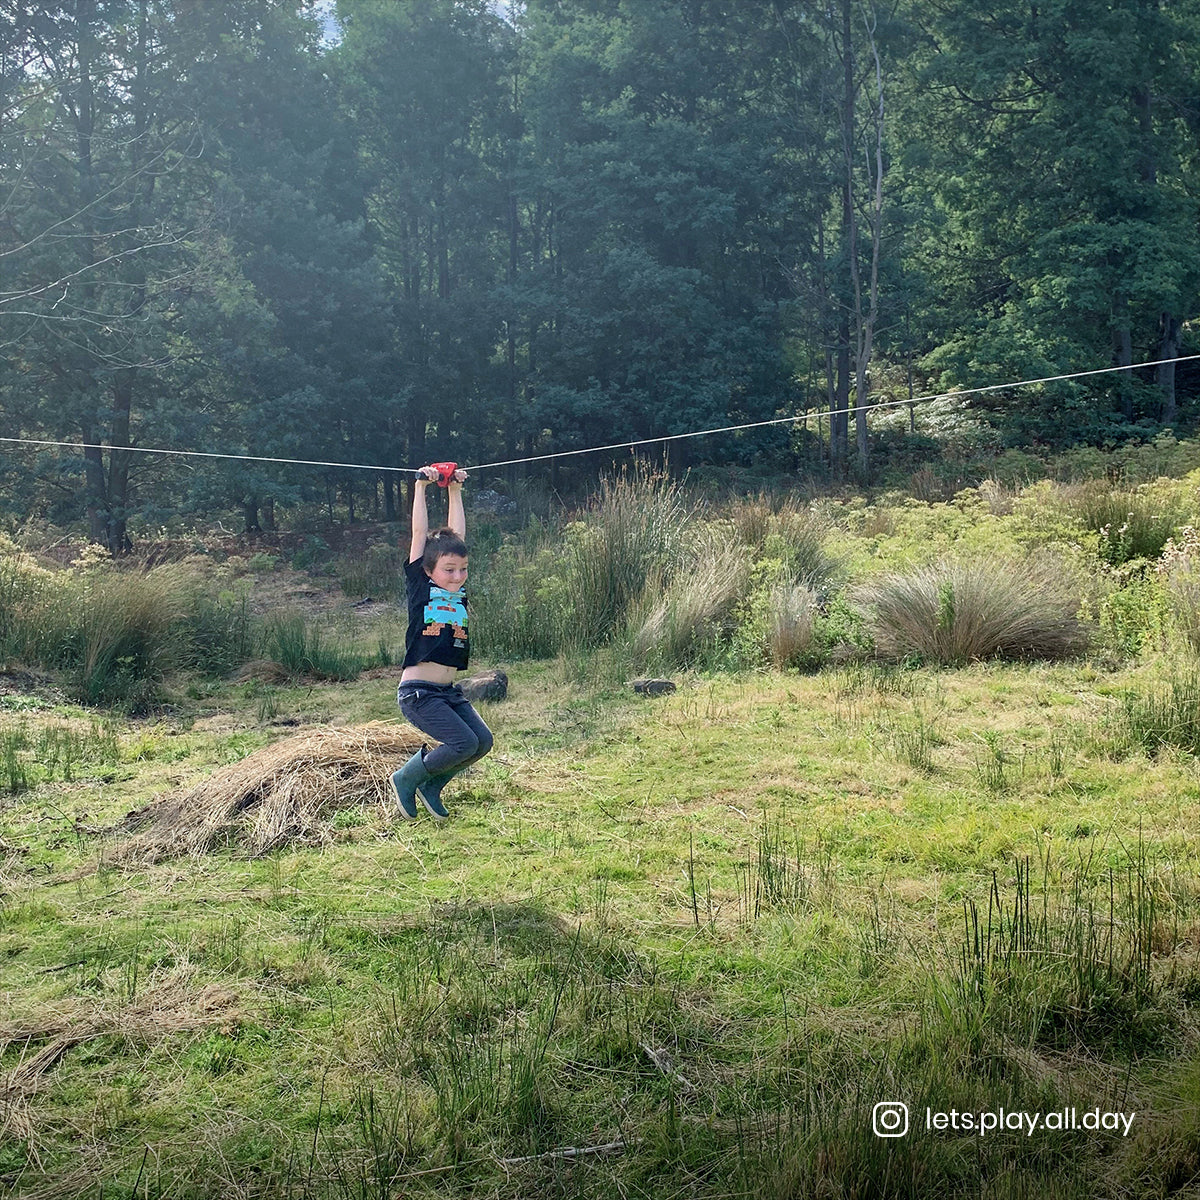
[1, 353, 1196, 477]
[468, 353, 1200, 473]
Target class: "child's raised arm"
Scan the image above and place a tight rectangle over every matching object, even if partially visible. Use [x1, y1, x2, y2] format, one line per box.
[408, 467, 437, 563]
[447, 469, 467, 540]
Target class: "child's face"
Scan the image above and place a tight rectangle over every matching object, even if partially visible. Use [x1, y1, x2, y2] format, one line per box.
[427, 553, 468, 592]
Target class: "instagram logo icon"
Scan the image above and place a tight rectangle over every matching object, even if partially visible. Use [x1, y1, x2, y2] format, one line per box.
[872, 1102, 909, 1138]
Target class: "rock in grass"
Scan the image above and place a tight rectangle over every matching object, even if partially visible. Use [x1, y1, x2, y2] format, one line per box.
[632, 678, 676, 696]
[459, 669, 508, 702]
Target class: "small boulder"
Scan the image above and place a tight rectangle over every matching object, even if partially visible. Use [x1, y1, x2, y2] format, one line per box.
[460, 669, 508, 702]
[632, 678, 676, 697]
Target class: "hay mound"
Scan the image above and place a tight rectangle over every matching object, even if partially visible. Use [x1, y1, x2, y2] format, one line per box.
[116, 722, 424, 861]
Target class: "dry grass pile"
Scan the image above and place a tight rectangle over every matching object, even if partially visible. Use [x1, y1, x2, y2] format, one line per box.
[115, 722, 424, 862]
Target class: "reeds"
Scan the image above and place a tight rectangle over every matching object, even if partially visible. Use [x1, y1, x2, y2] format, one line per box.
[950, 841, 1166, 1053]
[1111, 674, 1200, 756]
[262, 611, 363, 680]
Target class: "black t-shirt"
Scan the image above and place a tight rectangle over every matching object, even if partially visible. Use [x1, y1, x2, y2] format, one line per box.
[403, 557, 470, 670]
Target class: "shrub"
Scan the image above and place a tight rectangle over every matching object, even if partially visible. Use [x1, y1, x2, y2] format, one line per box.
[470, 528, 567, 660]
[857, 556, 1087, 665]
[1092, 571, 1170, 659]
[338, 543, 406, 603]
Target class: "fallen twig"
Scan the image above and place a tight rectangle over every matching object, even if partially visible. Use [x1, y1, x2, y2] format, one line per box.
[640, 1042, 696, 1093]
[497, 1138, 634, 1167]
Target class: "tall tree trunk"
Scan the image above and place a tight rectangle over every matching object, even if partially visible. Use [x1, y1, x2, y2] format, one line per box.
[852, 4, 885, 480]
[107, 371, 133, 555]
[1113, 311, 1133, 421]
[82, 428, 108, 547]
[243, 496, 261, 534]
[833, 315, 851, 476]
[1158, 312, 1181, 425]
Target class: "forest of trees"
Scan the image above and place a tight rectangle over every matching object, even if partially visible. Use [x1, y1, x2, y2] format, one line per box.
[4, 0, 1200, 551]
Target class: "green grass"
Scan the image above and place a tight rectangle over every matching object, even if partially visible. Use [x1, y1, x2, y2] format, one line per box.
[0, 654, 1198, 1198]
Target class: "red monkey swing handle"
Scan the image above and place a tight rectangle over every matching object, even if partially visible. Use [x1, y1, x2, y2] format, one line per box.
[429, 462, 458, 487]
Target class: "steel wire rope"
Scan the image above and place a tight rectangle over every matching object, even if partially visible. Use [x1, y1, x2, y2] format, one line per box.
[1, 353, 1196, 476]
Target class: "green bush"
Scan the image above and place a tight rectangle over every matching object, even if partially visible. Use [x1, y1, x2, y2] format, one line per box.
[857, 557, 1088, 665]
[337, 542, 406, 603]
[1092, 571, 1170, 658]
[0, 536, 54, 664]
[473, 472, 695, 663]
[470, 529, 568, 660]
[1158, 526, 1200, 654]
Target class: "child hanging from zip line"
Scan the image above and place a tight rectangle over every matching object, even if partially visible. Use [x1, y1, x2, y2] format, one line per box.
[390, 464, 494, 821]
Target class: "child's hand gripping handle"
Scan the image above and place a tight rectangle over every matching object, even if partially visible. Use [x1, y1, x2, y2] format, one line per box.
[430, 462, 458, 487]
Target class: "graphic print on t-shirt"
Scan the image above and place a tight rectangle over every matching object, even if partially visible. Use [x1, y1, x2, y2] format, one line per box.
[423, 586, 468, 643]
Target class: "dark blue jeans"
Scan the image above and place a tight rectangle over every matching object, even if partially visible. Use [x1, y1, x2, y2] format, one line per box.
[397, 681, 494, 776]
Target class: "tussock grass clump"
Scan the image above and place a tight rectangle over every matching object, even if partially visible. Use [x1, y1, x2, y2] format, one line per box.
[115, 723, 424, 861]
[728, 495, 837, 588]
[2, 550, 258, 703]
[626, 538, 747, 670]
[563, 471, 690, 650]
[0, 536, 54, 662]
[35, 564, 190, 705]
[858, 557, 1087, 665]
[766, 582, 820, 669]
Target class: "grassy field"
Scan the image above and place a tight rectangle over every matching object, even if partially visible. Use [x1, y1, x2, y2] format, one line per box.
[3, 642, 1199, 1198]
[5, 463, 1200, 1198]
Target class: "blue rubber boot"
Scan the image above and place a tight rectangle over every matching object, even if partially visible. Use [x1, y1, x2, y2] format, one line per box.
[417, 764, 468, 821]
[390, 750, 431, 821]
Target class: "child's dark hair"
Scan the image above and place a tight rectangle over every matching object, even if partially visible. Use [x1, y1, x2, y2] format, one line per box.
[423, 527, 468, 572]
